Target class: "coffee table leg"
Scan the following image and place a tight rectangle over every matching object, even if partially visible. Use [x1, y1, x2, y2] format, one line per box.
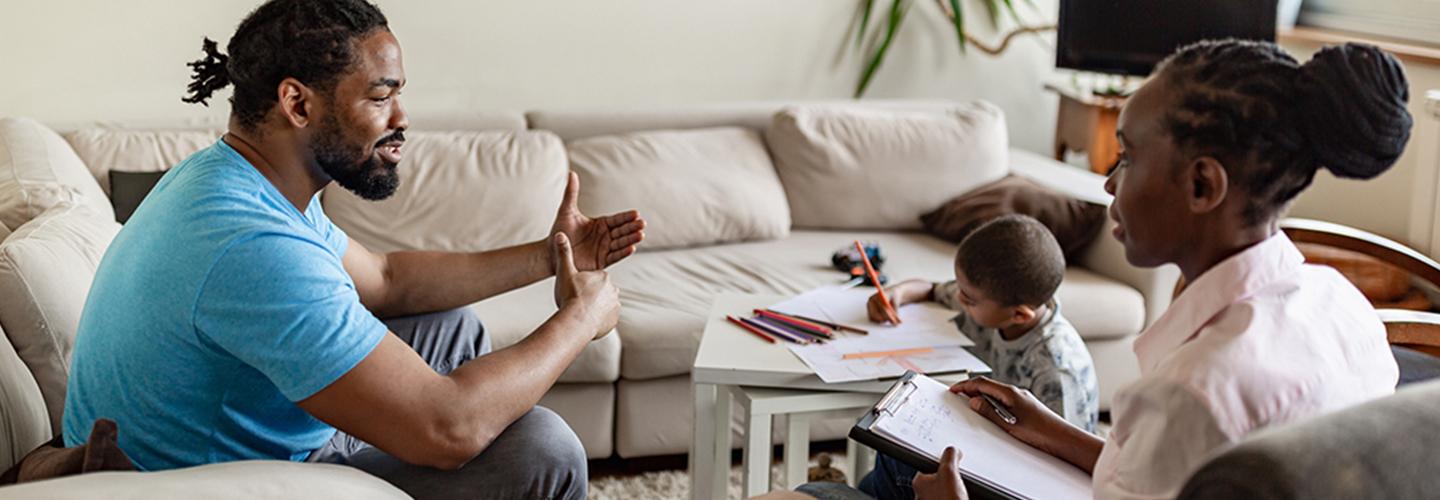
[784, 414, 810, 489]
[691, 382, 730, 500]
[742, 406, 772, 497]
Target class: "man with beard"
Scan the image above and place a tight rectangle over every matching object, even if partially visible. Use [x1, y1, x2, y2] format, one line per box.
[61, 1, 642, 498]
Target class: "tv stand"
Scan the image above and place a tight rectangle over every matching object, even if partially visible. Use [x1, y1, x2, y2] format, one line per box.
[1046, 78, 1135, 175]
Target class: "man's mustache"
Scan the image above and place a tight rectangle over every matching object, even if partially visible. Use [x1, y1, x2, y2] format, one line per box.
[376, 130, 406, 147]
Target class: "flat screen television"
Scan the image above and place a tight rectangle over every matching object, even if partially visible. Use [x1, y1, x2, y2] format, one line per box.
[1057, 0, 1278, 76]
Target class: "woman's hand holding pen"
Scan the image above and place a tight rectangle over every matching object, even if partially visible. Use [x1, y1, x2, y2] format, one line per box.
[866, 279, 931, 322]
[950, 377, 1104, 474]
[950, 378, 1070, 458]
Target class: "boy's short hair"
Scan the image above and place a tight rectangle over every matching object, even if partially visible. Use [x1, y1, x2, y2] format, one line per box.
[955, 214, 1065, 307]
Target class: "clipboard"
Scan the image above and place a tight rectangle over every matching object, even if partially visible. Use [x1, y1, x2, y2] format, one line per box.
[849, 372, 1014, 500]
[848, 371, 1091, 500]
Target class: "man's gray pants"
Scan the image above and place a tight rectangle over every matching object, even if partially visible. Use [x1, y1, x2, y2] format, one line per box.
[306, 308, 587, 500]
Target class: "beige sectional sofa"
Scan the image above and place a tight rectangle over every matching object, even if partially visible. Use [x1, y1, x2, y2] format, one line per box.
[0, 100, 1175, 492]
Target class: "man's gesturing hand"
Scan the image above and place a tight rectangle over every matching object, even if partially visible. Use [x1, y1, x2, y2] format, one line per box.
[550, 172, 646, 272]
[552, 232, 620, 340]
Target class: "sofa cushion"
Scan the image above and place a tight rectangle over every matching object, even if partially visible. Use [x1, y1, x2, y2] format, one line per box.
[0, 324, 50, 472]
[0, 119, 114, 231]
[0, 204, 121, 432]
[920, 175, 1108, 262]
[467, 279, 621, 383]
[568, 127, 790, 250]
[766, 102, 1010, 230]
[323, 130, 567, 253]
[62, 129, 221, 198]
[609, 230, 1146, 381]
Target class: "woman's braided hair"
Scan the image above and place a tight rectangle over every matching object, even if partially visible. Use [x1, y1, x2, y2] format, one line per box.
[1154, 39, 1412, 224]
[182, 0, 389, 131]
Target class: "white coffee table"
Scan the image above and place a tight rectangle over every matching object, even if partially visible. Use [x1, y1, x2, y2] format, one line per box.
[689, 293, 976, 499]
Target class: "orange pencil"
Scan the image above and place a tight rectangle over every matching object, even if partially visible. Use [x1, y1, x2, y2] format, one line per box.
[754, 309, 833, 338]
[854, 240, 900, 324]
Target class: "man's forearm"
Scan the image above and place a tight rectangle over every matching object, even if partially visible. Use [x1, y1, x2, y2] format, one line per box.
[374, 239, 552, 317]
[424, 304, 595, 460]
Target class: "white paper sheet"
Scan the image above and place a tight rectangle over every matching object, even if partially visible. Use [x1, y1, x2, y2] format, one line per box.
[770, 286, 988, 383]
[873, 374, 1092, 500]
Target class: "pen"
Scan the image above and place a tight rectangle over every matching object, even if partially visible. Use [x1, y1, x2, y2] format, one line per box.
[981, 394, 1018, 425]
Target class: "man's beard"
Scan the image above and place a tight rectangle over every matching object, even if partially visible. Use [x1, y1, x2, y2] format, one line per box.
[312, 116, 402, 201]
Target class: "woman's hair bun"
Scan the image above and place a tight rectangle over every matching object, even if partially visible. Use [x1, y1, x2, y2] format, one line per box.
[1295, 43, 1412, 180]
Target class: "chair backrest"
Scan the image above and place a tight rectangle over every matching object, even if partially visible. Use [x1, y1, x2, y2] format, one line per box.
[1177, 379, 1440, 500]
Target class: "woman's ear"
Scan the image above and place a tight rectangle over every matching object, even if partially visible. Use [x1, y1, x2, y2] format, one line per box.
[1186, 156, 1229, 214]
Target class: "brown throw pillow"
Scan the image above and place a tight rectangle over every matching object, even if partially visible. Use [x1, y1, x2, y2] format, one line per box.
[919, 175, 1107, 262]
[0, 419, 135, 485]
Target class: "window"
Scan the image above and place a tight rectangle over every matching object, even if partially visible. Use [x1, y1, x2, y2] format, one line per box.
[1301, 0, 1440, 46]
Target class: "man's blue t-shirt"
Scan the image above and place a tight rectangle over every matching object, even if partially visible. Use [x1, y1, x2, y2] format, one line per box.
[63, 140, 388, 470]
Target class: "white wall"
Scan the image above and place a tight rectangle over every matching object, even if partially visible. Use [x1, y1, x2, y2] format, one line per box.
[3, 0, 1434, 248]
[0, 0, 1061, 153]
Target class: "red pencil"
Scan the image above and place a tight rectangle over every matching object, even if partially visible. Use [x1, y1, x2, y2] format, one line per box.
[726, 315, 778, 344]
[855, 240, 901, 324]
[754, 309, 833, 338]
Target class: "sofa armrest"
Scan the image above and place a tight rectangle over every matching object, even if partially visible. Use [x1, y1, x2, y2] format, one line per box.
[1010, 148, 1179, 327]
[0, 460, 407, 500]
[0, 325, 50, 472]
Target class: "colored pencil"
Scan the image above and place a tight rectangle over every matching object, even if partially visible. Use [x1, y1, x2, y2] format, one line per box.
[726, 315, 777, 344]
[740, 316, 809, 344]
[855, 240, 900, 324]
[766, 309, 870, 335]
[753, 316, 828, 343]
[841, 347, 934, 360]
[754, 309, 833, 338]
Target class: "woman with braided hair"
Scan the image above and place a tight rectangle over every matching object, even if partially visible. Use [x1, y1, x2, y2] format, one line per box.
[931, 39, 1413, 500]
[788, 39, 1414, 500]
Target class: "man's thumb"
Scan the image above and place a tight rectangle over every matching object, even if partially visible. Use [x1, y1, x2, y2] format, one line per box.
[554, 232, 577, 276]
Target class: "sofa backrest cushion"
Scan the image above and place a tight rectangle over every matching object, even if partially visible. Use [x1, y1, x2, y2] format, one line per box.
[527, 100, 961, 141]
[63, 129, 222, 198]
[567, 127, 790, 250]
[0, 118, 115, 232]
[0, 203, 120, 433]
[766, 101, 1010, 230]
[0, 323, 51, 472]
[322, 130, 568, 253]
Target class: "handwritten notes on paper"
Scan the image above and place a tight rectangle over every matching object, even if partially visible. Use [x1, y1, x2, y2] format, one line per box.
[873, 375, 1092, 500]
[770, 285, 990, 383]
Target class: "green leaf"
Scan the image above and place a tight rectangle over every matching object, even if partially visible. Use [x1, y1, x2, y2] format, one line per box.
[1000, 0, 1023, 27]
[981, 0, 1001, 27]
[948, 0, 967, 54]
[856, 0, 876, 49]
[855, 0, 911, 98]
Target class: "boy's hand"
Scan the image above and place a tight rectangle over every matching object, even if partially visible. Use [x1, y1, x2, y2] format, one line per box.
[913, 447, 969, 500]
[866, 279, 932, 322]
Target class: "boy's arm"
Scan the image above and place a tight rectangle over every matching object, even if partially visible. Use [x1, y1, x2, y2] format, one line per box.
[931, 280, 962, 311]
[1029, 368, 1098, 433]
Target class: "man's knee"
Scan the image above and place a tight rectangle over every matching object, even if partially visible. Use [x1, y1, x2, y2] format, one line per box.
[491, 406, 587, 499]
[382, 307, 490, 374]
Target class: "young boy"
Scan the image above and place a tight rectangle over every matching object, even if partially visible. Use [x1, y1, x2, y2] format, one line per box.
[866, 214, 1099, 432]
